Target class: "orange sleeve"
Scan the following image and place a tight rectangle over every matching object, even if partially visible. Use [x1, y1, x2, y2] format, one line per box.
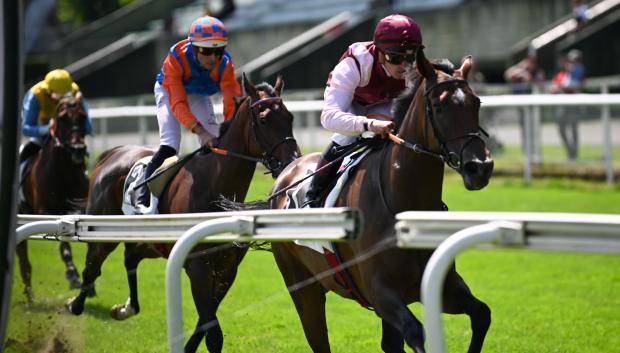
[161, 54, 198, 129]
[217, 60, 241, 121]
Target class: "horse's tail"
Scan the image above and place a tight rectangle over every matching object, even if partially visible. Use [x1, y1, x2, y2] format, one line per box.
[215, 195, 270, 211]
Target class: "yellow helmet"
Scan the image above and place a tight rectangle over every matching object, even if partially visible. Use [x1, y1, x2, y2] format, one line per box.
[44, 69, 73, 97]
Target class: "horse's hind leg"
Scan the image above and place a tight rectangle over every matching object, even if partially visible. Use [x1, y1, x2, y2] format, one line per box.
[15, 241, 33, 303]
[273, 244, 331, 353]
[66, 242, 119, 315]
[443, 271, 491, 353]
[60, 241, 81, 289]
[111, 243, 159, 320]
[373, 291, 425, 353]
[381, 320, 406, 353]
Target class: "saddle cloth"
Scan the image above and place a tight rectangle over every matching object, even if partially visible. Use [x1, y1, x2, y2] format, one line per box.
[289, 147, 372, 253]
[121, 155, 182, 215]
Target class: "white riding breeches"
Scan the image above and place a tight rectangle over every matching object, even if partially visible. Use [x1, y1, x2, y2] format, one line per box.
[154, 82, 220, 152]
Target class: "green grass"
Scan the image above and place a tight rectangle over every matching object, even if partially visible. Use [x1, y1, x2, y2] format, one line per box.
[6, 170, 620, 352]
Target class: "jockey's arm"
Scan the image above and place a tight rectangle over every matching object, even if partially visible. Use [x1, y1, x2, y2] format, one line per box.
[21, 90, 48, 137]
[321, 58, 371, 136]
[218, 61, 241, 121]
[161, 55, 199, 130]
[78, 94, 94, 135]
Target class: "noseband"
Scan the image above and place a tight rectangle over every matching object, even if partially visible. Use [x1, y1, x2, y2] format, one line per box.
[422, 79, 487, 170]
[249, 96, 297, 175]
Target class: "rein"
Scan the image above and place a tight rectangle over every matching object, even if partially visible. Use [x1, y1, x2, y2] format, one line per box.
[390, 78, 488, 170]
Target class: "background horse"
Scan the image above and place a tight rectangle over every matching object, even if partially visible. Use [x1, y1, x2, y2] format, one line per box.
[65, 75, 300, 353]
[17, 96, 89, 302]
[269, 49, 494, 353]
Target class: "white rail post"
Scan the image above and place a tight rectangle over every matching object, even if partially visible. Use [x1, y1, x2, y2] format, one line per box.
[166, 217, 254, 353]
[15, 218, 76, 244]
[601, 86, 614, 184]
[421, 221, 522, 353]
[523, 107, 533, 184]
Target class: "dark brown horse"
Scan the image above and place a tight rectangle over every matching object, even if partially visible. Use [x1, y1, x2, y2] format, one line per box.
[65, 76, 300, 353]
[17, 96, 89, 302]
[268, 49, 494, 353]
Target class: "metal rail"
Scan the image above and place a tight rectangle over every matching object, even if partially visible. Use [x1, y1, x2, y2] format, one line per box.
[395, 211, 620, 353]
[16, 208, 362, 353]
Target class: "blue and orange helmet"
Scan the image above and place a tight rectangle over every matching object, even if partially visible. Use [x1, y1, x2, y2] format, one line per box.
[188, 16, 228, 48]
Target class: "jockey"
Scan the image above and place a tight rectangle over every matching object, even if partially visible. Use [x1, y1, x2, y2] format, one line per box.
[135, 15, 241, 213]
[304, 13, 423, 207]
[20, 69, 92, 163]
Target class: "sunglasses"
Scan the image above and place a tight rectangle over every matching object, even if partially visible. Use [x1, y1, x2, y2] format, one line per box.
[196, 46, 225, 57]
[383, 51, 416, 65]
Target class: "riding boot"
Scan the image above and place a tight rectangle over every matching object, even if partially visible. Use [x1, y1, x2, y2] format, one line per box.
[18, 141, 42, 164]
[135, 145, 176, 212]
[303, 142, 343, 208]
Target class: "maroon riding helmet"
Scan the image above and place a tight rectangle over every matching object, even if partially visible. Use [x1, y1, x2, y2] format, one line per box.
[373, 14, 422, 55]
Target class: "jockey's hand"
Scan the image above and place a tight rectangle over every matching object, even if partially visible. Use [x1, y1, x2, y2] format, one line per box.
[368, 120, 394, 138]
[192, 124, 217, 148]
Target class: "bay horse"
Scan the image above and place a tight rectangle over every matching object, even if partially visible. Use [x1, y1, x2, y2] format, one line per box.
[268, 49, 494, 353]
[17, 96, 89, 302]
[65, 75, 300, 353]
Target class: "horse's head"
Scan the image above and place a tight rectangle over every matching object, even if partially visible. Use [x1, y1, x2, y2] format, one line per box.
[405, 48, 493, 190]
[50, 96, 88, 165]
[241, 73, 301, 178]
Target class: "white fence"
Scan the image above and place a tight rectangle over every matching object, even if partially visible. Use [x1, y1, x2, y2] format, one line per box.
[395, 211, 620, 353]
[16, 208, 361, 353]
[16, 209, 620, 352]
[88, 93, 620, 183]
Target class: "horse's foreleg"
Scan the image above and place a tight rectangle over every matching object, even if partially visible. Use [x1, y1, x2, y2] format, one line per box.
[184, 258, 222, 353]
[60, 241, 81, 289]
[16, 241, 33, 303]
[373, 293, 425, 353]
[273, 244, 331, 353]
[66, 242, 119, 315]
[381, 319, 406, 353]
[442, 271, 491, 353]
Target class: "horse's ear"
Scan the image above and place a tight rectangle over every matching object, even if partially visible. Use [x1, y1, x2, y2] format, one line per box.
[75, 91, 83, 104]
[456, 55, 473, 80]
[416, 46, 436, 82]
[274, 75, 284, 96]
[242, 73, 259, 101]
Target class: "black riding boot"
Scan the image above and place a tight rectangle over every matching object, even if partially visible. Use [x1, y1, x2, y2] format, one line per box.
[19, 141, 42, 164]
[303, 142, 343, 208]
[135, 145, 177, 209]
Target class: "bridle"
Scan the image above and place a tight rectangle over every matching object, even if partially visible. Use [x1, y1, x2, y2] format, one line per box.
[248, 96, 297, 176]
[408, 78, 488, 170]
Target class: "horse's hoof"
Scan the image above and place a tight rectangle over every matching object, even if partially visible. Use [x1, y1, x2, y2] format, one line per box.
[23, 287, 33, 305]
[65, 296, 84, 315]
[110, 302, 137, 321]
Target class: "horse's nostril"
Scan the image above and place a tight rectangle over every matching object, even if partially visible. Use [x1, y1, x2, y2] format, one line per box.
[463, 161, 481, 175]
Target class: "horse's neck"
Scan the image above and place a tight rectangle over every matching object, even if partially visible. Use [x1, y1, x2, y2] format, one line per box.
[191, 106, 257, 204]
[381, 85, 445, 212]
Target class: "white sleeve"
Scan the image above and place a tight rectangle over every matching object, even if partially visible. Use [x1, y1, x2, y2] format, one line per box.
[320, 57, 371, 136]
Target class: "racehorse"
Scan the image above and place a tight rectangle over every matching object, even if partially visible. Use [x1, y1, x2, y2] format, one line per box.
[268, 49, 494, 353]
[17, 96, 89, 302]
[65, 75, 300, 353]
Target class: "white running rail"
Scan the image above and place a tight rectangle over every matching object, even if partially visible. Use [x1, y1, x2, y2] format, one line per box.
[16, 208, 361, 353]
[395, 211, 620, 353]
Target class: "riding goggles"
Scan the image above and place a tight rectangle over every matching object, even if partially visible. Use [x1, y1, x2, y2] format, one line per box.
[383, 51, 416, 65]
[196, 46, 225, 57]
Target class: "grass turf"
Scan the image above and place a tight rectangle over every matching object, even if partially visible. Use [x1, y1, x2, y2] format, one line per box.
[6, 170, 620, 352]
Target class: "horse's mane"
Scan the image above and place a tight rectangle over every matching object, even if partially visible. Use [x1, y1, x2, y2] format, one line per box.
[219, 82, 277, 137]
[392, 59, 455, 131]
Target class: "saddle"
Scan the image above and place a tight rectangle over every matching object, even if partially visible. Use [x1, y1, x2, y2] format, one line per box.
[121, 155, 185, 215]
